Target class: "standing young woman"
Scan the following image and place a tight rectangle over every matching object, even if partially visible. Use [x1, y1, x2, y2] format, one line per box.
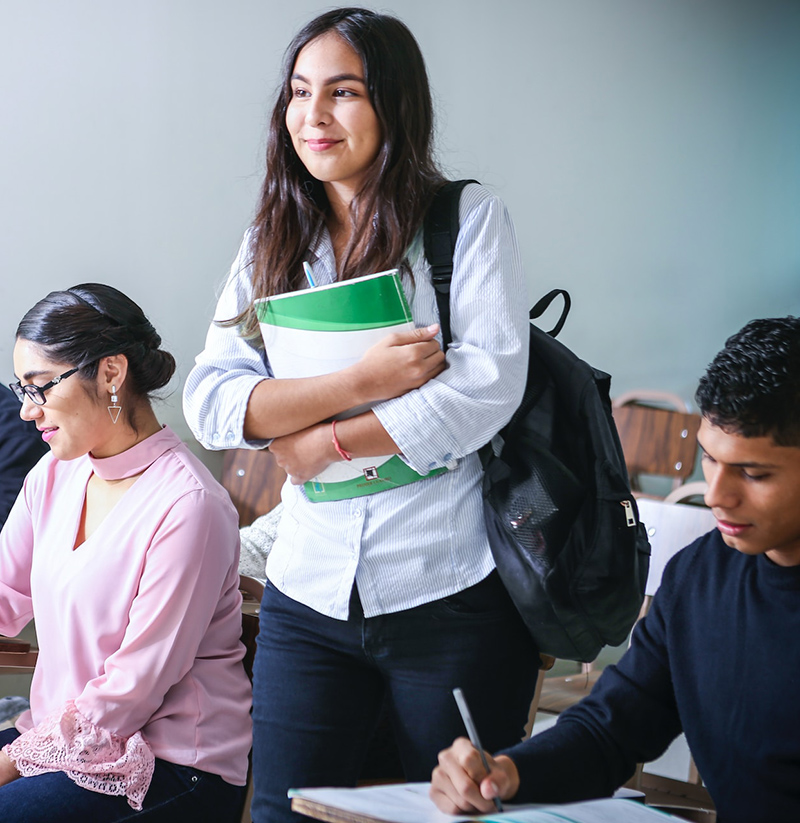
[0, 284, 251, 822]
[183, 8, 539, 822]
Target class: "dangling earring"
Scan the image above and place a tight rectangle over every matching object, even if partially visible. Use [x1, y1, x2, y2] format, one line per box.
[108, 385, 122, 424]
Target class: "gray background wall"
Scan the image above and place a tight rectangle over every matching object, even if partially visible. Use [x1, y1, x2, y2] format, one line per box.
[2, 0, 798, 472]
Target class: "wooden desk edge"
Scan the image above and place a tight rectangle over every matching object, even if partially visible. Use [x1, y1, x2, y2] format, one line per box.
[291, 796, 388, 823]
[0, 650, 38, 670]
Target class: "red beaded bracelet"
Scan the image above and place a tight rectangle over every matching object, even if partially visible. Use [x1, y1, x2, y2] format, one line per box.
[331, 420, 353, 461]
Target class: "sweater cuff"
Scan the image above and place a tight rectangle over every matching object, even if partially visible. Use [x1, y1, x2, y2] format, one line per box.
[2, 700, 155, 810]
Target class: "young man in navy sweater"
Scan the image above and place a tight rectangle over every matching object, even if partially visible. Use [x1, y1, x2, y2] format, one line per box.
[431, 317, 800, 823]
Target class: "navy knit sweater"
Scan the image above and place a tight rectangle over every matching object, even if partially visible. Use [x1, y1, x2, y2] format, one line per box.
[0, 386, 47, 527]
[501, 529, 800, 823]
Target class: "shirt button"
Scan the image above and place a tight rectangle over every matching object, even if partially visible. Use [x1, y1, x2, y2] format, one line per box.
[443, 453, 452, 461]
[353, 508, 363, 517]
[226, 431, 235, 440]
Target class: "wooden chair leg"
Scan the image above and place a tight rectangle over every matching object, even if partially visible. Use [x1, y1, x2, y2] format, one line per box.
[622, 763, 644, 792]
[523, 667, 548, 739]
[523, 654, 556, 739]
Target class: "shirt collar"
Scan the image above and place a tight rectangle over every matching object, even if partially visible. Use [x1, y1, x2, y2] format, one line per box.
[88, 425, 178, 481]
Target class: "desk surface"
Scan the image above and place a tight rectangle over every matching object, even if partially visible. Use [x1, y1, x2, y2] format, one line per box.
[290, 783, 667, 823]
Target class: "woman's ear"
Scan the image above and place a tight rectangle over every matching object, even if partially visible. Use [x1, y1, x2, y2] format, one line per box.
[97, 354, 130, 396]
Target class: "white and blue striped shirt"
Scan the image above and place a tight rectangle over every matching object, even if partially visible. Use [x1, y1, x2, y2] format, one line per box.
[183, 183, 529, 619]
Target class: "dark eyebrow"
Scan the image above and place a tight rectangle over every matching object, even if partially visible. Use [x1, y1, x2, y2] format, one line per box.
[19, 369, 53, 383]
[290, 72, 366, 86]
[697, 436, 780, 469]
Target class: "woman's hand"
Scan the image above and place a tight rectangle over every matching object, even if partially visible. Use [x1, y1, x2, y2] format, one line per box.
[347, 324, 446, 404]
[430, 737, 520, 814]
[244, 325, 445, 443]
[0, 750, 21, 787]
[269, 424, 335, 485]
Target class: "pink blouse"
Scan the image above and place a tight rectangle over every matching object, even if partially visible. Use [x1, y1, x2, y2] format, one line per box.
[0, 426, 252, 809]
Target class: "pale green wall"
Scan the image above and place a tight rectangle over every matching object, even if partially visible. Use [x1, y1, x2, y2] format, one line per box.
[1, 0, 798, 470]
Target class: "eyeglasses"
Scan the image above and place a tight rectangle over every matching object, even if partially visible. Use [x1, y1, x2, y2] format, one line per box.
[9, 368, 80, 406]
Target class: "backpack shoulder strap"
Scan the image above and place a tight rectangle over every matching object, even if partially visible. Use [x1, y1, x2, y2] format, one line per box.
[424, 179, 478, 348]
[424, 182, 571, 345]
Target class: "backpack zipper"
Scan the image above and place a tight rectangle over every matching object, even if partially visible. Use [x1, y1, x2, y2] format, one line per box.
[621, 499, 637, 527]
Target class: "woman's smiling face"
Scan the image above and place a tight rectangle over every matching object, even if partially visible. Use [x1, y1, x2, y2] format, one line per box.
[285, 32, 382, 203]
[12, 338, 114, 462]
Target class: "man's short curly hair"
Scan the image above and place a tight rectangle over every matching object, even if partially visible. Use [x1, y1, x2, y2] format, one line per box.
[696, 316, 800, 447]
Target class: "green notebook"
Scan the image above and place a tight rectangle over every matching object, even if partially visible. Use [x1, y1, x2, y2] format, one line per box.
[256, 270, 448, 502]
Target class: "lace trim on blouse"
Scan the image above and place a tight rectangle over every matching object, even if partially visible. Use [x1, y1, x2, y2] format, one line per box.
[2, 700, 155, 810]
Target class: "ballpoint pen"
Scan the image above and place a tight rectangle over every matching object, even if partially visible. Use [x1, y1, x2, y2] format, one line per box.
[452, 687, 504, 813]
[302, 261, 316, 288]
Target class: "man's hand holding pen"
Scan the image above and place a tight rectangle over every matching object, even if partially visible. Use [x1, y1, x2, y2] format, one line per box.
[430, 736, 521, 815]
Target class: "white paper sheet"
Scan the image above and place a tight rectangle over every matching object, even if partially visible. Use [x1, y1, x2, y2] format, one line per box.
[289, 782, 676, 823]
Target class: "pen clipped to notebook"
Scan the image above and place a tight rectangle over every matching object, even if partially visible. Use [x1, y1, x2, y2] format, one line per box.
[452, 687, 503, 813]
[302, 261, 317, 288]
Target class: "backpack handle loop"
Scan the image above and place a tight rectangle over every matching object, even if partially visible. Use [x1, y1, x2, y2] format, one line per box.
[530, 289, 571, 338]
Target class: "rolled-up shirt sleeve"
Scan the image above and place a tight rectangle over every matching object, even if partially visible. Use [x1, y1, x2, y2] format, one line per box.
[373, 187, 529, 475]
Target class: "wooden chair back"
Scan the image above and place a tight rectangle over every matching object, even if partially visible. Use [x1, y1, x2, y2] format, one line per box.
[612, 398, 702, 492]
[222, 449, 286, 527]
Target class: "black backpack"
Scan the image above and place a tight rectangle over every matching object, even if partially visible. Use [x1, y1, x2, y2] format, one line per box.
[424, 180, 650, 662]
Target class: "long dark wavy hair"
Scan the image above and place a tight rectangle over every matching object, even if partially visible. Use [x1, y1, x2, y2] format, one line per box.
[231, 7, 445, 339]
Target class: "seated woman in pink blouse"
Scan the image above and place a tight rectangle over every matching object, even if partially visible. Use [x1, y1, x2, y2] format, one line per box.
[0, 284, 252, 822]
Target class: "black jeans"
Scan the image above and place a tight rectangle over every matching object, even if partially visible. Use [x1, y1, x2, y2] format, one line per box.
[0, 728, 245, 822]
[251, 571, 539, 822]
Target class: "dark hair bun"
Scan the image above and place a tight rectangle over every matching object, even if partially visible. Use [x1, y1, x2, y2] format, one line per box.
[140, 348, 177, 394]
[16, 282, 176, 399]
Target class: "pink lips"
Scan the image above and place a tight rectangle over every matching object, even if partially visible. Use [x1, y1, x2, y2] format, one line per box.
[305, 139, 341, 152]
[716, 519, 751, 537]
